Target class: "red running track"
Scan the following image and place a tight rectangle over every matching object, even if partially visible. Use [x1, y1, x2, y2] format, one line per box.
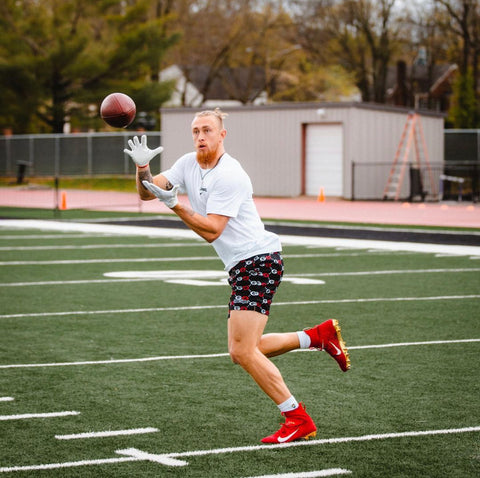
[0, 187, 479, 229]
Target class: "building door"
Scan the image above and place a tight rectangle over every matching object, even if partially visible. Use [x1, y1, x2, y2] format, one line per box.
[305, 123, 343, 197]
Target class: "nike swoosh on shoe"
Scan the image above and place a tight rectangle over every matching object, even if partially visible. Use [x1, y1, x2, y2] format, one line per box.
[277, 429, 299, 443]
[329, 341, 342, 356]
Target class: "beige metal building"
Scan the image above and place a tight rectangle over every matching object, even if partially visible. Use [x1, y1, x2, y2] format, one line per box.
[160, 103, 444, 199]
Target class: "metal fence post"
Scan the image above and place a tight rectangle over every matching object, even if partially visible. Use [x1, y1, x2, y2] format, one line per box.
[351, 161, 355, 201]
[54, 135, 60, 176]
[87, 134, 93, 175]
[5, 136, 11, 175]
[29, 136, 34, 175]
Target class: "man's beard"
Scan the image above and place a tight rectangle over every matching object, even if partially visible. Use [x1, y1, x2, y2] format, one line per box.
[196, 145, 218, 164]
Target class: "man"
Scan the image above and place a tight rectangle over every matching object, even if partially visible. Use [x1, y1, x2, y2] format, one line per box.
[124, 108, 350, 444]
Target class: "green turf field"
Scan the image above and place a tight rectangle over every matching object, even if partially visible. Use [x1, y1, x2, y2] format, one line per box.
[0, 220, 479, 477]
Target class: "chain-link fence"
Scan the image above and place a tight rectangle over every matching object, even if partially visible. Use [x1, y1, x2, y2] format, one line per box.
[0, 132, 161, 179]
[2, 131, 479, 209]
[351, 161, 479, 202]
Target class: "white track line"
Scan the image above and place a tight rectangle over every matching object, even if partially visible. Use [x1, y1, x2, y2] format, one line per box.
[1, 267, 478, 287]
[1, 294, 479, 320]
[55, 427, 158, 440]
[0, 411, 79, 421]
[0, 426, 478, 473]
[0, 339, 478, 369]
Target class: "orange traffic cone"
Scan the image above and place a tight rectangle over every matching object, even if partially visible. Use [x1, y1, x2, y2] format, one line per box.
[60, 191, 67, 210]
[317, 187, 325, 202]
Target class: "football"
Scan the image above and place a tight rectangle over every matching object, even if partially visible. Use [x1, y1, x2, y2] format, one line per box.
[100, 93, 136, 128]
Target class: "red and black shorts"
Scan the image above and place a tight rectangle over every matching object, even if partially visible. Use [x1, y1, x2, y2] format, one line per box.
[227, 252, 284, 316]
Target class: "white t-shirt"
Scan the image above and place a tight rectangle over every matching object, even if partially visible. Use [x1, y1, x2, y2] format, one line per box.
[162, 152, 281, 270]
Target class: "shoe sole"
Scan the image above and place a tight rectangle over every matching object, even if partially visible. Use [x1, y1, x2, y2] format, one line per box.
[332, 319, 351, 371]
[261, 430, 317, 444]
[303, 431, 317, 440]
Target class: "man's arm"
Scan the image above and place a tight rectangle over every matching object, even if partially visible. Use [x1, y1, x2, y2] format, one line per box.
[141, 179, 229, 242]
[172, 204, 229, 243]
[136, 167, 172, 201]
[124, 134, 169, 200]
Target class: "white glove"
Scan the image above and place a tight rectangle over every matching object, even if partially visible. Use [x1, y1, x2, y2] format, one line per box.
[124, 135, 163, 168]
[142, 180, 179, 208]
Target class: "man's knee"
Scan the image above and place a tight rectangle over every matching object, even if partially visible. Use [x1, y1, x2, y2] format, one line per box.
[229, 343, 254, 367]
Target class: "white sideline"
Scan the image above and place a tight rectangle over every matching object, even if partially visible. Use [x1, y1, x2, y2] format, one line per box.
[1, 220, 479, 256]
[0, 338, 478, 369]
[55, 427, 158, 440]
[0, 426, 478, 472]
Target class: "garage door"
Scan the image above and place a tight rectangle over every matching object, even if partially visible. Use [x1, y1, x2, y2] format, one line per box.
[305, 124, 343, 196]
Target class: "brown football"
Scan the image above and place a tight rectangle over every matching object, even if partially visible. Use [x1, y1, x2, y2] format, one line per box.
[100, 93, 136, 128]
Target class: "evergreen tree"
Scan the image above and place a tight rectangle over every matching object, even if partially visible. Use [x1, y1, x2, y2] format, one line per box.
[448, 68, 478, 128]
[0, 0, 179, 133]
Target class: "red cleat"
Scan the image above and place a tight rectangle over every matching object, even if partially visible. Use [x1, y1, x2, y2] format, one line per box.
[261, 403, 317, 444]
[304, 319, 351, 371]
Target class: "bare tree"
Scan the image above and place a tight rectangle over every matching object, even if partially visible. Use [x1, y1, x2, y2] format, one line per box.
[435, 0, 480, 82]
[292, 0, 401, 103]
[166, 0, 300, 104]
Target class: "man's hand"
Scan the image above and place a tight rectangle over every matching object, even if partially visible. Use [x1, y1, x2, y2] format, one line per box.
[124, 135, 163, 168]
[142, 181, 179, 208]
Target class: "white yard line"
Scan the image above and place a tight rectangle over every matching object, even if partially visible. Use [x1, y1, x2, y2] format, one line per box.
[156, 426, 480, 464]
[0, 397, 14, 402]
[0, 353, 230, 369]
[242, 470, 352, 478]
[0, 411, 79, 421]
[55, 427, 158, 440]
[0, 268, 478, 287]
[0, 256, 218, 265]
[0, 426, 478, 473]
[1, 294, 478, 320]
[0, 338, 478, 369]
[0, 457, 138, 473]
[0, 233, 119, 240]
[0, 251, 413, 266]
[0, 242, 206, 251]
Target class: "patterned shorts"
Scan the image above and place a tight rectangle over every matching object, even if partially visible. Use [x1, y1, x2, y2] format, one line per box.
[227, 252, 284, 316]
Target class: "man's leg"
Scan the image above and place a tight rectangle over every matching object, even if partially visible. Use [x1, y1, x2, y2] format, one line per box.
[228, 309, 317, 444]
[259, 320, 351, 372]
[228, 309, 292, 404]
[258, 332, 300, 358]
